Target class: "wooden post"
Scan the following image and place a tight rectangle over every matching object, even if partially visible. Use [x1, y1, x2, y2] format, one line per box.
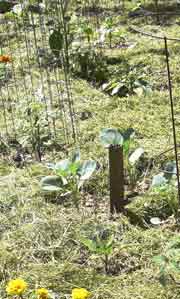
[109, 145, 125, 213]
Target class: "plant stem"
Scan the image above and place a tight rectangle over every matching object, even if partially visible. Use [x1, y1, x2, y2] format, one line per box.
[109, 32, 112, 49]
[104, 254, 109, 274]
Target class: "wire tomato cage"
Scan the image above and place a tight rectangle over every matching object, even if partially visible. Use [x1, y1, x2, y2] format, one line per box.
[128, 10, 180, 204]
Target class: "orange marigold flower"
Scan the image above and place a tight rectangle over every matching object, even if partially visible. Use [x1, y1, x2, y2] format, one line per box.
[0, 55, 12, 63]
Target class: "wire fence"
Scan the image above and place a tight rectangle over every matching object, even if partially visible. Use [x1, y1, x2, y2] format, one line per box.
[128, 8, 180, 203]
[0, 0, 126, 160]
[1, 0, 180, 166]
[0, 0, 78, 160]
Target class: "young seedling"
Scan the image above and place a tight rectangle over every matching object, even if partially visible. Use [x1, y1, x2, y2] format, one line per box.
[80, 227, 114, 274]
[151, 161, 177, 189]
[80, 22, 94, 46]
[104, 17, 114, 48]
[40, 150, 96, 207]
[153, 236, 180, 286]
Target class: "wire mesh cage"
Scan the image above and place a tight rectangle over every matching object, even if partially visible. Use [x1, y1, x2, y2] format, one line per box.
[0, 0, 78, 161]
[0, 0, 127, 160]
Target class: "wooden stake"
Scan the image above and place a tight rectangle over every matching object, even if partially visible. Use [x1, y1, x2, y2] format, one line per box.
[109, 145, 125, 213]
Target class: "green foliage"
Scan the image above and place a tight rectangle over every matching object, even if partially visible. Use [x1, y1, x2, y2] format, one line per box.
[128, 185, 178, 225]
[100, 128, 124, 147]
[2, 1, 180, 299]
[152, 161, 177, 188]
[100, 127, 144, 190]
[104, 17, 114, 48]
[79, 21, 94, 44]
[100, 128, 136, 148]
[102, 72, 152, 97]
[16, 96, 48, 160]
[40, 150, 96, 205]
[40, 175, 64, 192]
[104, 17, 114, 31]
[49, 28, 64, 58]
[80, 226, 114, 273]
[0, 0, 15, 13]
[71, 47, 108, 83]
[80, 227, 114, 255]
[153, 236, 180, 286]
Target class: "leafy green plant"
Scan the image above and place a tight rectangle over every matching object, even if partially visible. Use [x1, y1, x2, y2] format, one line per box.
[48, 8, 73, 68]
[79, 21, 94, 45]
[40, 150, 96, 207]
[71, 47, 108, 83]
[80, 226, 114, 274]
[153, 236, 180, 286]
[49, 27, 64, 58]
[16, 91, 50, 161]
[102, 69, 151, 97]
[100, 128, 144, 190]
[130, 1, 142, 13]
[152, 161, 177, 188]
[104, 17, 114, 48]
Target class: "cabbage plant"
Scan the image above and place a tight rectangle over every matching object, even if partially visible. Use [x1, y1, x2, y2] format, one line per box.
[40, 150, 96, 207]
[80, 226, 114, 274]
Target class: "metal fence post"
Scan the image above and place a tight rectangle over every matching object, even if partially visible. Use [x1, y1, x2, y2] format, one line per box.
[109, 145, 125, 213]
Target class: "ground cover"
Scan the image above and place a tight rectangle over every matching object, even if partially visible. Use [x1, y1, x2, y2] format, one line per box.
[1, 1, 180, 298]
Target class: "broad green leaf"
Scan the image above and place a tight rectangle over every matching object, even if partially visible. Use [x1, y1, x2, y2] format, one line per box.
[102, 82, 109, 91]
[94, 245, 112, 255]
[134, 87, 144, 97]
[100, 128, 124, 147]
[69, 162, 80, 176]
[122, 128, 135, 141]
[78, 160, 96, 181]
[49, 28, 63, 57]
[12, 4, 23, 15]
[152, 173, 167, 187]
[129, 147, 144, 165]
[41, 175, 63, 192]
[121, 128, 135, 156]
[111, 84, 124, 96]
[41, 185, 62, 192]
[105, 81, 118, 92]
[55, 159, 71, 177]
[164, 161, 177, 180]
[71, 149, 81, 163]
[84, 27, 93, 36]
[80, 237, 97, 252]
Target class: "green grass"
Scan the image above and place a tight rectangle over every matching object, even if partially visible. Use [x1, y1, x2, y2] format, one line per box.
[1, 1, 180, 298]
